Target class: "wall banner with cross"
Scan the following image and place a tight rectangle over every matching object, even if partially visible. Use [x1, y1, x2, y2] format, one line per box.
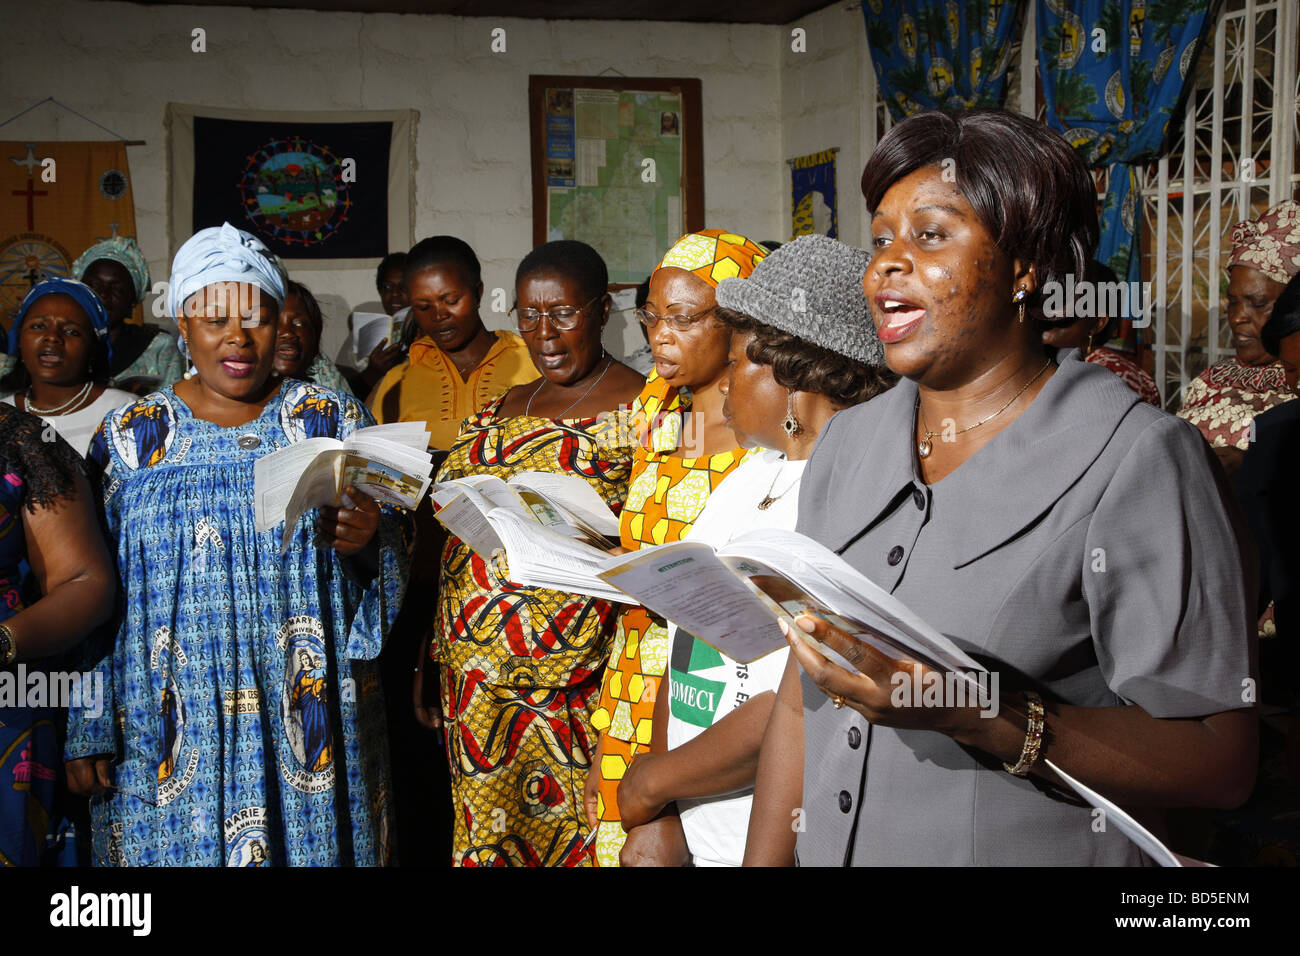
[0, 140, 137, 333]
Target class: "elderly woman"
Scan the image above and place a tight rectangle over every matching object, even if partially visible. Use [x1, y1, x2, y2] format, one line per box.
[0, 237, 187, 392]
[747, 109, 1256, 867]
[585, 229, 768, 866]
[1177, 200, 1300, 476]
[1, 278, 134, 455]
[613, 235, 894, 867]
[431, 240, 643, 866]
[64, 222, 410, 866]
[274, 280, 352, 394]
[368, 236, 539, 449]
[0, 401, 116, 865]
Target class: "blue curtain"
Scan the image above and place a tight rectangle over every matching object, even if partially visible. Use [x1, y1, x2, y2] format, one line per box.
[861, 0, 1024, 121]
[1037, 0, 1220, 295]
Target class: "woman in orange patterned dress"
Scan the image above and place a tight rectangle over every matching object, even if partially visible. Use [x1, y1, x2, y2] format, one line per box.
[432, 241, 644, 865]
[585, 230, 768, 866]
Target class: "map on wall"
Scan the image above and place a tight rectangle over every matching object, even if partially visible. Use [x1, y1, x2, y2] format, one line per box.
[531, 77, 702, 286]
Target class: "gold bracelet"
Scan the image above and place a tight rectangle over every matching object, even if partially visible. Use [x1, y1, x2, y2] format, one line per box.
[0, 622, 17, 668]
[1003, 691, 1045, 776]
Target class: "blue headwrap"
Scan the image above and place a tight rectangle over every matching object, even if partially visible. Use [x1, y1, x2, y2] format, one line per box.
[9, 277, 114, 368]
[167, 222, 286, 320]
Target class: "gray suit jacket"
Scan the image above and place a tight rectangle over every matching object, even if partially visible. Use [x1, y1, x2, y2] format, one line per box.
[794, 350, 1256, 866]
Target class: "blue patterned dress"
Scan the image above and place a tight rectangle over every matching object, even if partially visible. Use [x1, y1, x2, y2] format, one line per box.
[65, 380, 411, 866]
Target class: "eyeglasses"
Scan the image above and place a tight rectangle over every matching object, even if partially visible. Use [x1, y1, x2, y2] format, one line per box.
[635, 306, 716, 332]
[512, 295, 602, 332]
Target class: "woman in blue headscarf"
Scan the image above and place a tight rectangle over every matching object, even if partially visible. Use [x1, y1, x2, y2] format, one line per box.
[64, 222, 412, 866]
[1, 278, 135, 456]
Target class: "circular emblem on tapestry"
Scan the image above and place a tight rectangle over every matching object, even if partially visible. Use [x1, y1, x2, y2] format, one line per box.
[98, 168, 129, 200]
[0, 233, 71, 333]
[238, 137, 350, 246]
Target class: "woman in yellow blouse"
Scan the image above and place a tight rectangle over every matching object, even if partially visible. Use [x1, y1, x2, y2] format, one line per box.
[367, 236, 538, 449]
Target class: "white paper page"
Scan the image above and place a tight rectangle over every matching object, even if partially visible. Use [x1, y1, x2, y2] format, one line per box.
[455, 475, 531, 515]
[346, 423, 431, 454]
[433, 492, 504, 558]
[352, 312, 398, 359]
[253, 437, 344, 532]
[487, 509, 626, 602]
[281, 450, 345, 553]
[339, 437, 433, 474]
[598, 542, 786, 663]
[1043, 760, 1203, 867]
[723, 529, 984, 675]
[509, 471, 620, 536]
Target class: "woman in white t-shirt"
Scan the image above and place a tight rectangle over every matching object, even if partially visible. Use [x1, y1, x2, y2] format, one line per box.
[615, 235, 894, 866]
[1, 278, 134, 456]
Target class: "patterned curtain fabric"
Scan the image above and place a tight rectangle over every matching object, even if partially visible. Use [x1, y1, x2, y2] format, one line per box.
[1037, 0, 1220, 286]
[860, 0, 1024, 121]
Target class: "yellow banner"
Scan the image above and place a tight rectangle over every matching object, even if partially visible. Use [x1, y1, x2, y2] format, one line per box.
[0, 140, 138, 331]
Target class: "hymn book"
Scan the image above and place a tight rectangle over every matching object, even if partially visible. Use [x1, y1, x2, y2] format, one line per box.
[254, 422, 434, 553]
[430, 471, 625, 602]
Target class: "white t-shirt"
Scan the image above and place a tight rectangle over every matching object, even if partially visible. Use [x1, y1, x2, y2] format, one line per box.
[664, 448, 804, 867]
[2, 388, 136, 457]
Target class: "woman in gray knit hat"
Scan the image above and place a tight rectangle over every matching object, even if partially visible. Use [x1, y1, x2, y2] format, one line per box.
[614, 234, 894, 867]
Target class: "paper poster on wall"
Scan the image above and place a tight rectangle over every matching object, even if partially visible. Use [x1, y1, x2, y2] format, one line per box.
[531, 76, 703, 287]
[790, 148, 838, 240]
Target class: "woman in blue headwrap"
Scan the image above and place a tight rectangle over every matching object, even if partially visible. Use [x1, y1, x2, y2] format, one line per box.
[0, 278, 135, 456]
[64, 222, 412, 866]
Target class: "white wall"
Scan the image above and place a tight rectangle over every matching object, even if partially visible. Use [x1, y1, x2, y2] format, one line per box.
[781, 2, 875, 251]
[1, 0, 785, 363]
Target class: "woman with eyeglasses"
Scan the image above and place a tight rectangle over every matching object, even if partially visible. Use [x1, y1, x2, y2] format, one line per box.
[430, 240, 642, 865]
[584, 229, 768, 866]
[367, 236, 539, 450]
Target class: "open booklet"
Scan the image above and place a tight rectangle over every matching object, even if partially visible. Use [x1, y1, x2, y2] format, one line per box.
[351, 311, 402, 359]
[254, 422, 434, 553]
[597, 528, 985, 680]
[430, 471, 626, 602]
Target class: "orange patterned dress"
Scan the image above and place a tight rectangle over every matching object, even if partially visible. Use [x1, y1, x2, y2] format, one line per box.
[589, 371, 752, 865]
[433, 396, 636, 866]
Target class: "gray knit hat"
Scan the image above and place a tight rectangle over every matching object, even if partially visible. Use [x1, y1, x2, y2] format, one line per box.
[715, 234, 883, 366]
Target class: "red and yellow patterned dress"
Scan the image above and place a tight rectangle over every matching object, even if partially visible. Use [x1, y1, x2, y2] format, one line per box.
[433, 395, 635, 866]
[589, 370, 752, 865]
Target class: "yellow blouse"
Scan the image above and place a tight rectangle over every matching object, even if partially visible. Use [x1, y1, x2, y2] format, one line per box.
[366, 330, 540, 449]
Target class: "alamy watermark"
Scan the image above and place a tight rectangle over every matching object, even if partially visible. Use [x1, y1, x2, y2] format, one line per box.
[1041, 273, 1153, 329]
[890, 667, 1000, 718]
[0, 665, 103, 717]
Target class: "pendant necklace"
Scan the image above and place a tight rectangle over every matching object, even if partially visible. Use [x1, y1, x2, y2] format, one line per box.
[757, 458, 800, 510]
[916, 359, 1051, 459]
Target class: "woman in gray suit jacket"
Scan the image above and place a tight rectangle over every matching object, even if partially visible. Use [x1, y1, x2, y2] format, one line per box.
[745, 109, 1258, 867]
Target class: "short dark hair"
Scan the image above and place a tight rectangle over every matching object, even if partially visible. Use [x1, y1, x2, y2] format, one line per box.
[375, 252, 407, 290]
[405, 237, 481, 288]
[285, 280, 324, 339]
[516, 240, 609, 303]
[1086, 259, 1120, 341]
[717, 306, 896, 408]
[1261, 271, 1300, 358]
[860, 109, 1098, 316]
